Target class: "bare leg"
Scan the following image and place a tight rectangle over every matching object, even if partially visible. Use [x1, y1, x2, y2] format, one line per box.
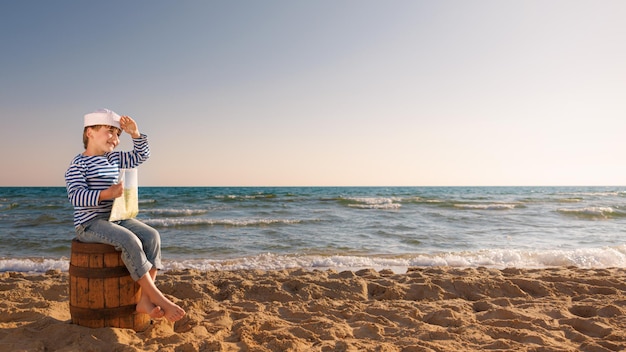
[135, 268, 185, 322]
[136, 269, 164, 319]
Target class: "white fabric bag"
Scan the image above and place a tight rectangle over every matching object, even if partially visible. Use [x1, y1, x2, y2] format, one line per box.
[109, 168, 139, 221]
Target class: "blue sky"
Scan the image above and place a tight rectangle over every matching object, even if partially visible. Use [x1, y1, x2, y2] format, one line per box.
[1, 0, 625, 186]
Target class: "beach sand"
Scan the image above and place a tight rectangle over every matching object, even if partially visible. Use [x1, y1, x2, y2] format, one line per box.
[1, 266, 625, 352]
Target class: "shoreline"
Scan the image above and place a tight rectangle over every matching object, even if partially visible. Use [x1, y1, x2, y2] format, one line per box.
[1, 266, 625, 351]
[3, 243, 626, 274]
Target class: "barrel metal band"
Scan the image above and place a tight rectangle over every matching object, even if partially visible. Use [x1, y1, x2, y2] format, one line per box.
[70, 304, 137, 320]
[69, 264, 130, 279]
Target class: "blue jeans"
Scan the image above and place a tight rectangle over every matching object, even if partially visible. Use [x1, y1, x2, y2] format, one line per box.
[76, 218, 162, 281]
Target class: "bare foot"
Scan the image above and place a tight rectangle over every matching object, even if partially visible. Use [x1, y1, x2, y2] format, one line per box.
[136, 272, 186, 322]
[136, 296, 165, 319]
[160, 300, 186, 322]
[148, 305, 165, 319]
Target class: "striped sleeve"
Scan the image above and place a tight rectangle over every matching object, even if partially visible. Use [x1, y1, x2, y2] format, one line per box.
[65, 158, 101, 208]
[108, 133, 150, 169]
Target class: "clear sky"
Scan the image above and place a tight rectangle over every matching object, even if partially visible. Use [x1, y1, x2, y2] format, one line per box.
[1, 0, 625, 186]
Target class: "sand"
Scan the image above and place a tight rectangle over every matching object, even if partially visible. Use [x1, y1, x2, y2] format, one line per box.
[1, 266, 625, 352]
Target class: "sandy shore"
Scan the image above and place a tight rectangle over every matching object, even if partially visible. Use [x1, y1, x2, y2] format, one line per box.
[1, 266, 625, 352]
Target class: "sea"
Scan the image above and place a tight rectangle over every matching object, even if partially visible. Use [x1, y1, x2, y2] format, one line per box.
[1, 186, 626, 274]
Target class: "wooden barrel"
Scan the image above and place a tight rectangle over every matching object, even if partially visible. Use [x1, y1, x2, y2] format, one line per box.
[69, 238, 150, 331]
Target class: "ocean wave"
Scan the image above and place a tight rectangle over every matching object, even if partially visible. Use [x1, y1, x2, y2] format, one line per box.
[15, 214, 69, 227]
[348, 203, 402, 210]
[403, 197, 443, 204]
[145, 208, 209, 217]
[0, 202, 20, 211]
[453, 203, 520, 210]
[161, 244, 624, 270]
[556, 207, 624, 219]
[0, 258, 69, 273]
[4, 246, 625, 274]
[215, 194, 277, 201]
[401, 197, 526, 211]
[143, 217, 310, 228]
[556, 198, 583, 203]
[339, 196, 531, 211]
[558, 191, 623, 197]
[340, 197, 402, 210]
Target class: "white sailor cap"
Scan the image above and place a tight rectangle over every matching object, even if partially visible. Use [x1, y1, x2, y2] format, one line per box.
[84, 108, 121, 129]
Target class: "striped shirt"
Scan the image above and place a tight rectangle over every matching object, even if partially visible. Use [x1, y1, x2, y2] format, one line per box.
[65, 134, 150, 227]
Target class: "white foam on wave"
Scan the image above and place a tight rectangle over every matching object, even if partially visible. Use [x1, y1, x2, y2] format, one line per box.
[0, 258, 69, 273]
[214, 194, 276, 200]
[557, 207, 616, 219]
[165, 246, 626, 272]
[3, 246, 625, 274]
[145, 208, 209, 216]
[559, 191, 622, 197]
[345, 197, 402, 210]
[454, 203, 518, 210]
[143, 218, 306, 227]
[348, 203, 402, 210]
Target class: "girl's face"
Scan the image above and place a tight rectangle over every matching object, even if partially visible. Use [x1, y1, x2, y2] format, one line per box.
[87, 125, 121, 155]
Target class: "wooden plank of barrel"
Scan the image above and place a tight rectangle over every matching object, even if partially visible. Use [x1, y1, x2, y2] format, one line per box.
[69, 238, 150, 331]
